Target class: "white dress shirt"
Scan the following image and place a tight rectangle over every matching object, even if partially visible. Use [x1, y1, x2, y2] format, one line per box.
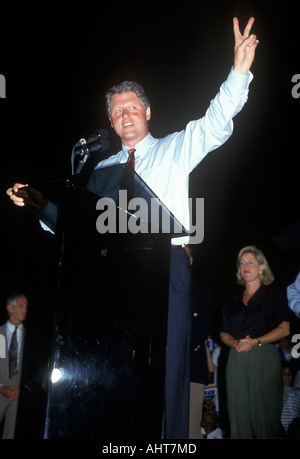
[94, 68, 253, 244]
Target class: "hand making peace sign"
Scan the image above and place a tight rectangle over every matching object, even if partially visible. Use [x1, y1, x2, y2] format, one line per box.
[233, 17, 259, 75]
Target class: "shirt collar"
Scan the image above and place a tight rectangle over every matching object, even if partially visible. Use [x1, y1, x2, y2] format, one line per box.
[122, 132, 156, 158]
[7, 321, 23, 333]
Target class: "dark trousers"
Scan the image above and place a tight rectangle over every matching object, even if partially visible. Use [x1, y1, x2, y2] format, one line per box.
[165, 247, 191, 439]
[226, 344, 283, 438]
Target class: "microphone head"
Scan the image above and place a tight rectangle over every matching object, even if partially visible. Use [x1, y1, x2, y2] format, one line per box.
[74, 128, 109, 150]
[82, 139, 110, 155]
[85, 128, 109, 144]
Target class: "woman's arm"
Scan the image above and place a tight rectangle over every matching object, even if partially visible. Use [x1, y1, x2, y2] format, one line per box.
[248, 321, 290, 349]
[205, 340, 217, 373]
[221, 321, 290, 353]
[220, 332, 240, 350]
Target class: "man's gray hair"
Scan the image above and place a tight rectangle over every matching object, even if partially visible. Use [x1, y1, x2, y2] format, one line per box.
[105, 81, 151, 116]
[6, 292, 28, 307]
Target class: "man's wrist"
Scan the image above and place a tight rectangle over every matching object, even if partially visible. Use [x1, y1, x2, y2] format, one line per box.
[233, 65, 249, 75]
[228, 66, 253, 90]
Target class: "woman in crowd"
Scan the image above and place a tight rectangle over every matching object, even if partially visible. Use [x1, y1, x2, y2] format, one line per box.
[220, 245, 290, 438]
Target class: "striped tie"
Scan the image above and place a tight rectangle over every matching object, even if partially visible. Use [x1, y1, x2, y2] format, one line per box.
[9, 326, 18, 378]
[127, 148, 136, 170]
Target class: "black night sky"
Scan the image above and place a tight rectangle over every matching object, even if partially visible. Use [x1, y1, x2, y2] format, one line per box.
[0, 1, 299, 336]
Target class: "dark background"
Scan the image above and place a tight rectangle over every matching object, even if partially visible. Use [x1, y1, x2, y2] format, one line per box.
[0, 1, 299, 339]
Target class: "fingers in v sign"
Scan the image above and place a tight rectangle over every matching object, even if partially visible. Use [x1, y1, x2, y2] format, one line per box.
[233, 17, 259, 75]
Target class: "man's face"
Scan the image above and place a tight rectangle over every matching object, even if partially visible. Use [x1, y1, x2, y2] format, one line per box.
[109, 91, 151, 147]
[7, 297, 28, 324]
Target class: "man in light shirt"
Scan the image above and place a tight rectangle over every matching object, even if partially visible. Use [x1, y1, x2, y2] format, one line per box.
[6, 17, 259, 438]
[0, 293, 28, 438]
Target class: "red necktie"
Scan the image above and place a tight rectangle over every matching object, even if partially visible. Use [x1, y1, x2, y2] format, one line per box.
[127, 148, 136, 170]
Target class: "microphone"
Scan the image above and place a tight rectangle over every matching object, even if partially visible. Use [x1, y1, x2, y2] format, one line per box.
[75, 138, 110, 156]
[75, 128, 109, 148]
[72, 133, 110, 174]
[71, 128, 110, 174]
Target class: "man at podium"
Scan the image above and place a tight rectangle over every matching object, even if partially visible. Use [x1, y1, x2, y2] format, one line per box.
[6, 17, 259, 438]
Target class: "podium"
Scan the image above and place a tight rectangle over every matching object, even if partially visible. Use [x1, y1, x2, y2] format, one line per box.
[40, 164, 187, 439]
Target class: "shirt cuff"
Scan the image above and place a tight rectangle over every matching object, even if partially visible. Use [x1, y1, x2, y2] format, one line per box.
[35, 200, 58, 234]
[227, 66, 253, 90]
[293, 303, 300, 317]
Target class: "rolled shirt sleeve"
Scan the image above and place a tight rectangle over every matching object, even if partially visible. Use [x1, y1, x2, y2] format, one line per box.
[287, 271, 300, 317]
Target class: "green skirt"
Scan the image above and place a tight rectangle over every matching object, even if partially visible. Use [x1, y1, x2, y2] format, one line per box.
[226, 344, 283, 439]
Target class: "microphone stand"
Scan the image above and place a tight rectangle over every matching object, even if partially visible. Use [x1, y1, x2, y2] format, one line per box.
[71, 130, 110, 175]
[74, 148, 90, 175]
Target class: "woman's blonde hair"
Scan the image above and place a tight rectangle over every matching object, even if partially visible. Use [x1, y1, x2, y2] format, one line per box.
[236, 245, 274, 286]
